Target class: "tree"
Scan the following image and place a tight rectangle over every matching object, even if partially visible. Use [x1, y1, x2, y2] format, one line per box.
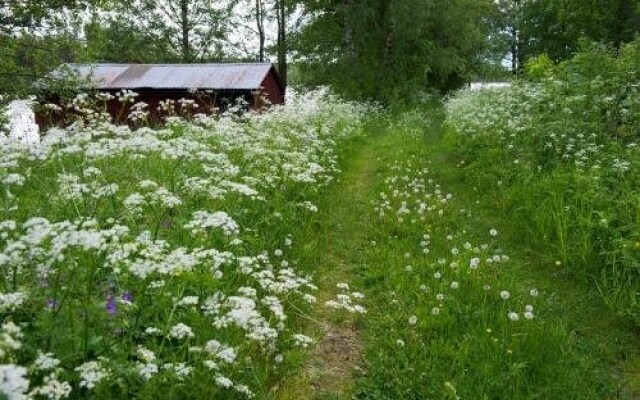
[82, 19, 174, 63]
[119, 0, 236, 62]
[275, 0, 287, 88]
[0, 0, 99, 97]
[292, 0, 495, 100]
[0, 33, 80, 95]
[519, 0, 640, 62]
[494, 0, 523, 72]
[0, 0, 99, 34]
[255, 0, 266, 61]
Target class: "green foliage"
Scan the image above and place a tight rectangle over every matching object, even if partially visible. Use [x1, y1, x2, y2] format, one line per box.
[524, 53, 554, 79]
[0, 34, 82, 97]
[519, 0, 640, 62]
[107, 0, 235, 62]
[291, 0, 496, 102]
[81, 20, 176, 63]
[445, 38, 640, 325]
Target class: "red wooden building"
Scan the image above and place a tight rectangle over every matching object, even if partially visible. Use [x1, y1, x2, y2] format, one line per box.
[35, 63, 285, 128]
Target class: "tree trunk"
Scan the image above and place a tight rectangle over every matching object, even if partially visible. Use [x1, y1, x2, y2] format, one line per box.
[276, 0, 287, 90]
[255, 0, 265, 62]
[383, 5, 394, 71]
[510, 26, 517, 72]
[180, 0, 190, 62]
[342, 0, 354, 53]
[511, 0, 520, 73]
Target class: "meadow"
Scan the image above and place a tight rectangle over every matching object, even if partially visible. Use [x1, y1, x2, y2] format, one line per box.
[1, 40, 640, 399]
[0, 90, 370, 399]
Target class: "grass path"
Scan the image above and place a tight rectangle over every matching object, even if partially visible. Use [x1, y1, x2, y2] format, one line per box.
[274, 128, 383, 399]
[276, 108, 640, 399]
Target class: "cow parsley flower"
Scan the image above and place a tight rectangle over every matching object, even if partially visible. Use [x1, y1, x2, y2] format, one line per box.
[33, 352, 61, 371]
[0, 364, 29, 400]
[176, 296, 199, 307]
[293, 334, 313, 348]
[29, 373, 72, 400]
[75, 361, 108, 390]
[0, 292, 27, 312]
[136, 363, 158, 381]
[184, 211, 239, 236]
[169, 323, 195, 340]
[215, 375, 234, 388]
[136, 347, 156, 363]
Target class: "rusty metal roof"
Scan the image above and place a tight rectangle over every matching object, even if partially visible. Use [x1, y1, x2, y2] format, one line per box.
[55, 63, 277, 90]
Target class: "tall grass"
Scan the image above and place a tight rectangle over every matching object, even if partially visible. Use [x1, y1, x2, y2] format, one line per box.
[445, 39, 640, 324]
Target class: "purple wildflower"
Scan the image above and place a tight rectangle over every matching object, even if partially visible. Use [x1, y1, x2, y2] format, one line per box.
[46, 299, 58, 310]
[106, 295, 117, 315]
[122, 292, 133, 303]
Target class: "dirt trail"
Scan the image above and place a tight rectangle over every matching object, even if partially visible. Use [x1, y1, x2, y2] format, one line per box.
[275, 135, 379, 400]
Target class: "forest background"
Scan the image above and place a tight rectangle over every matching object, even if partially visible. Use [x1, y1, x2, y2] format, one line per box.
[0, 0, 638, 106]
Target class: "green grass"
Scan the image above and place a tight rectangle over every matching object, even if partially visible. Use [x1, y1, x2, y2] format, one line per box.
[3, 89, 639, 399]
[277, 105, 640, 399]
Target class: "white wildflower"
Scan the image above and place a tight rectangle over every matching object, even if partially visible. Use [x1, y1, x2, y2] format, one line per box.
[0, 364, 29, 400]
[75, 361, 108, 390]
[292, 334, 313, 348]
[169, 323, 195, 340]
[29, 374, 72, 400]
[33, 352, 61, 371]
[0, 292, 27, 312]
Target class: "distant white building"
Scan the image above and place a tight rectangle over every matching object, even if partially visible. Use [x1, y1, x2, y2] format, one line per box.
[469, 82, 512, 91]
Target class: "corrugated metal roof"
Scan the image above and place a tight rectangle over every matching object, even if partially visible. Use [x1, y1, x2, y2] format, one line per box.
[54, 63, 276, 90]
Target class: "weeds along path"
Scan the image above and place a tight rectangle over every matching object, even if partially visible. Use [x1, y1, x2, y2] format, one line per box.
[277, 107, 639, 400]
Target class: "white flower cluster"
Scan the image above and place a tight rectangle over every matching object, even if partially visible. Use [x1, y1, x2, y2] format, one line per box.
[0, 292, 26, 312]
[325, 283, 367, 314]
[75, 361, 108, 390]
[184, 211, 240, 236]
